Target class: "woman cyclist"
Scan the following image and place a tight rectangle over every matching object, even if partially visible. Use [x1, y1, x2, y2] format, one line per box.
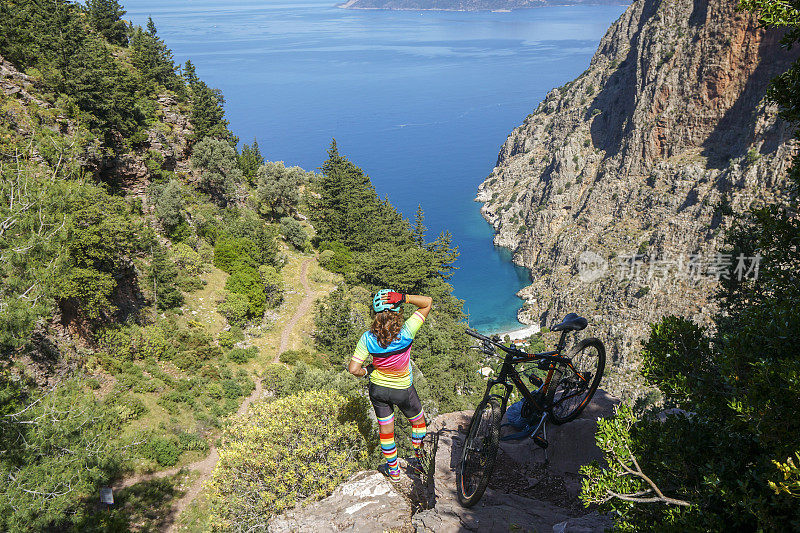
[348, 289, 432, 483]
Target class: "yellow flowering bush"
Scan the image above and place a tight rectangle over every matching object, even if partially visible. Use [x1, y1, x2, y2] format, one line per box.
[208, 390, 370, 530]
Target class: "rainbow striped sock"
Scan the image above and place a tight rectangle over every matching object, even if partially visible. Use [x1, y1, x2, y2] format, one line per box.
[379, 431, 399, 476]
[410, 411, 427, 452]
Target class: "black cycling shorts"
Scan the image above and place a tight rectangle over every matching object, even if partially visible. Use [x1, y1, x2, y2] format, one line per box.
[368, 382, 423, 420]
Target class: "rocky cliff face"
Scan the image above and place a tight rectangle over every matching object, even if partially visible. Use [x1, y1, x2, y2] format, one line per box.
[477, 0, 798, 399]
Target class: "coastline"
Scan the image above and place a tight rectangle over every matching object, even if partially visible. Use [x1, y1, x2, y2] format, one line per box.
[336, 2, 629, 11]
[488, 322, 541, 339]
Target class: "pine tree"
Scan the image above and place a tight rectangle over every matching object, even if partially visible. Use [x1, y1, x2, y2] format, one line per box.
[315, 139, 398, 251]
[148, 244, 184, 311]
[86, 0, 128, 46]
[130, 19, 179, 90]
[190, 80, 234, 142]
[146, 16, 157, 36]
[239, 138, 264, 183]
[183, 59, 199, 87]
[413, 204, 427, 246]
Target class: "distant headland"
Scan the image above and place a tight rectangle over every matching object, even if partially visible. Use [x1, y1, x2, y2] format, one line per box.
[337, 0, 630, 11]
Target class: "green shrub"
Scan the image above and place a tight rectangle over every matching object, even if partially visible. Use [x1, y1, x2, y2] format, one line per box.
[218, 326, 244, 349]
[97, 324, 170, 361]
[228, 346, 258, 364]
[178, 432, 209, 453]
[172, 242, 205, 276]
[143, 435, 182, 467]
[225, 264, 266, 318]
[172, 351, 202, 371]
[318, 241, 353, 274]
[206, 382, 224, 400]
[169, 218, 194, 243]
[258, 264, 284, 307]
[157, 396, 181, 415]
[133, 377, 161, 394]
[261, 364, 294, 397]
[222, 379, 242, 399]
[221, 210, 279, 266]
[746, 147, 761, 166]
[279, 349, 329, 369]
[279, 217, 308, 250]
[319, 249, 335, 265]
[208, 390, 369, 528]
[107, 394, 148, 422]
[198, 239, 215, 264]
[218, 292, 251, 327]
[213, 236, 259, 274]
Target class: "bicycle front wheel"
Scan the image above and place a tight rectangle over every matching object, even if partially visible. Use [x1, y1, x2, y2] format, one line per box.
[548, 338, 605, 425]
[456, 398, 501, 507]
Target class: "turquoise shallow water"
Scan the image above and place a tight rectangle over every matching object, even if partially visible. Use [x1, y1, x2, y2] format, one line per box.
[124, 0, 626, 332]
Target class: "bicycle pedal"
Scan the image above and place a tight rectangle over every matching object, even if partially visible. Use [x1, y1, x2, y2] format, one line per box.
[532, 435, 549, 449]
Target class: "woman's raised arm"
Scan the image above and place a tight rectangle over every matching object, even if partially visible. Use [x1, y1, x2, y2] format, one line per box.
[404, 294, 432, 319]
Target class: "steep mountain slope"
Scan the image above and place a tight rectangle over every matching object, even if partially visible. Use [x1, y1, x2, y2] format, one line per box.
[477, 0, 798, 398]
[338, 0, 626, 10]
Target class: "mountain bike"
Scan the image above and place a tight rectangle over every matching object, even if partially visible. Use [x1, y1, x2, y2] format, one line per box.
[456, 313, 605, 507]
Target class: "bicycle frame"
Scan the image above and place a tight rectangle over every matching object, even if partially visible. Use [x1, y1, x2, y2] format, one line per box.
[468, 328, 582, 417]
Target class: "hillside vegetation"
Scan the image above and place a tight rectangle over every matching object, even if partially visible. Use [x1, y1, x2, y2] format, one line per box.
[0, 1, 481, 530]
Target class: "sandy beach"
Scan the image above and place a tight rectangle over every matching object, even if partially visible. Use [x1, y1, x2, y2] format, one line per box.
[490, 323, 541, 339]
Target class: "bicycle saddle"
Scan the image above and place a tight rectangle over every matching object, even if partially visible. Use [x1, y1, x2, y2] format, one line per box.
[551, 313, 587, 332]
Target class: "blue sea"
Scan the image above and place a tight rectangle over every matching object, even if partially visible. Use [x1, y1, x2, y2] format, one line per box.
[124, 0, 626, 332]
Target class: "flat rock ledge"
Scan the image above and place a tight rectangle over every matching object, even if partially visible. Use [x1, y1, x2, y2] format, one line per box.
[268, 470, 413, 532]
[270, 391, 617, 532]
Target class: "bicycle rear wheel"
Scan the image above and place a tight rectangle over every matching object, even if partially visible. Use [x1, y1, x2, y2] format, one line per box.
[548, 338, 605, 425]
[456, 398, 501, 507]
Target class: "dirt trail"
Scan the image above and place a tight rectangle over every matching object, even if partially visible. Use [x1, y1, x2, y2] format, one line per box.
[113, 256, 318, 530]
[112, 377, 263, 530]
[275, 257, 315, 361]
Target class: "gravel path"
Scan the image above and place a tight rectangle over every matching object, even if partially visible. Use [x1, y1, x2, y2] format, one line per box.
[113, 256, 318, 530]
[275, 256, 315, 360]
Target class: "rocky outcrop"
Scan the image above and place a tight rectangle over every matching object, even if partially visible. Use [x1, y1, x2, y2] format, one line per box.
[269, 471, 414, 532]
[270, 391, 617, 532]
[97, 93, 195, 199]
[338, 0, 628, 11]
[477, 0, 799, 399]
[1, 52, 194, 203]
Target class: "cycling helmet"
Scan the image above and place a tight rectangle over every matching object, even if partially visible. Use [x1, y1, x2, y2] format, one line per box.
[372, 289, 402, 313]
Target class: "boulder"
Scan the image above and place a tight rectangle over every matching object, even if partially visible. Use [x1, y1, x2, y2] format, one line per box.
[268, 471, 413, 532]
[499, 388, 618, 477]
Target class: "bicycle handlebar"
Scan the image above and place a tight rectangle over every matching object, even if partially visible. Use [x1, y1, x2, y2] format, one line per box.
[465, 328, 521, 356]
[465, 328, 487, 341]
